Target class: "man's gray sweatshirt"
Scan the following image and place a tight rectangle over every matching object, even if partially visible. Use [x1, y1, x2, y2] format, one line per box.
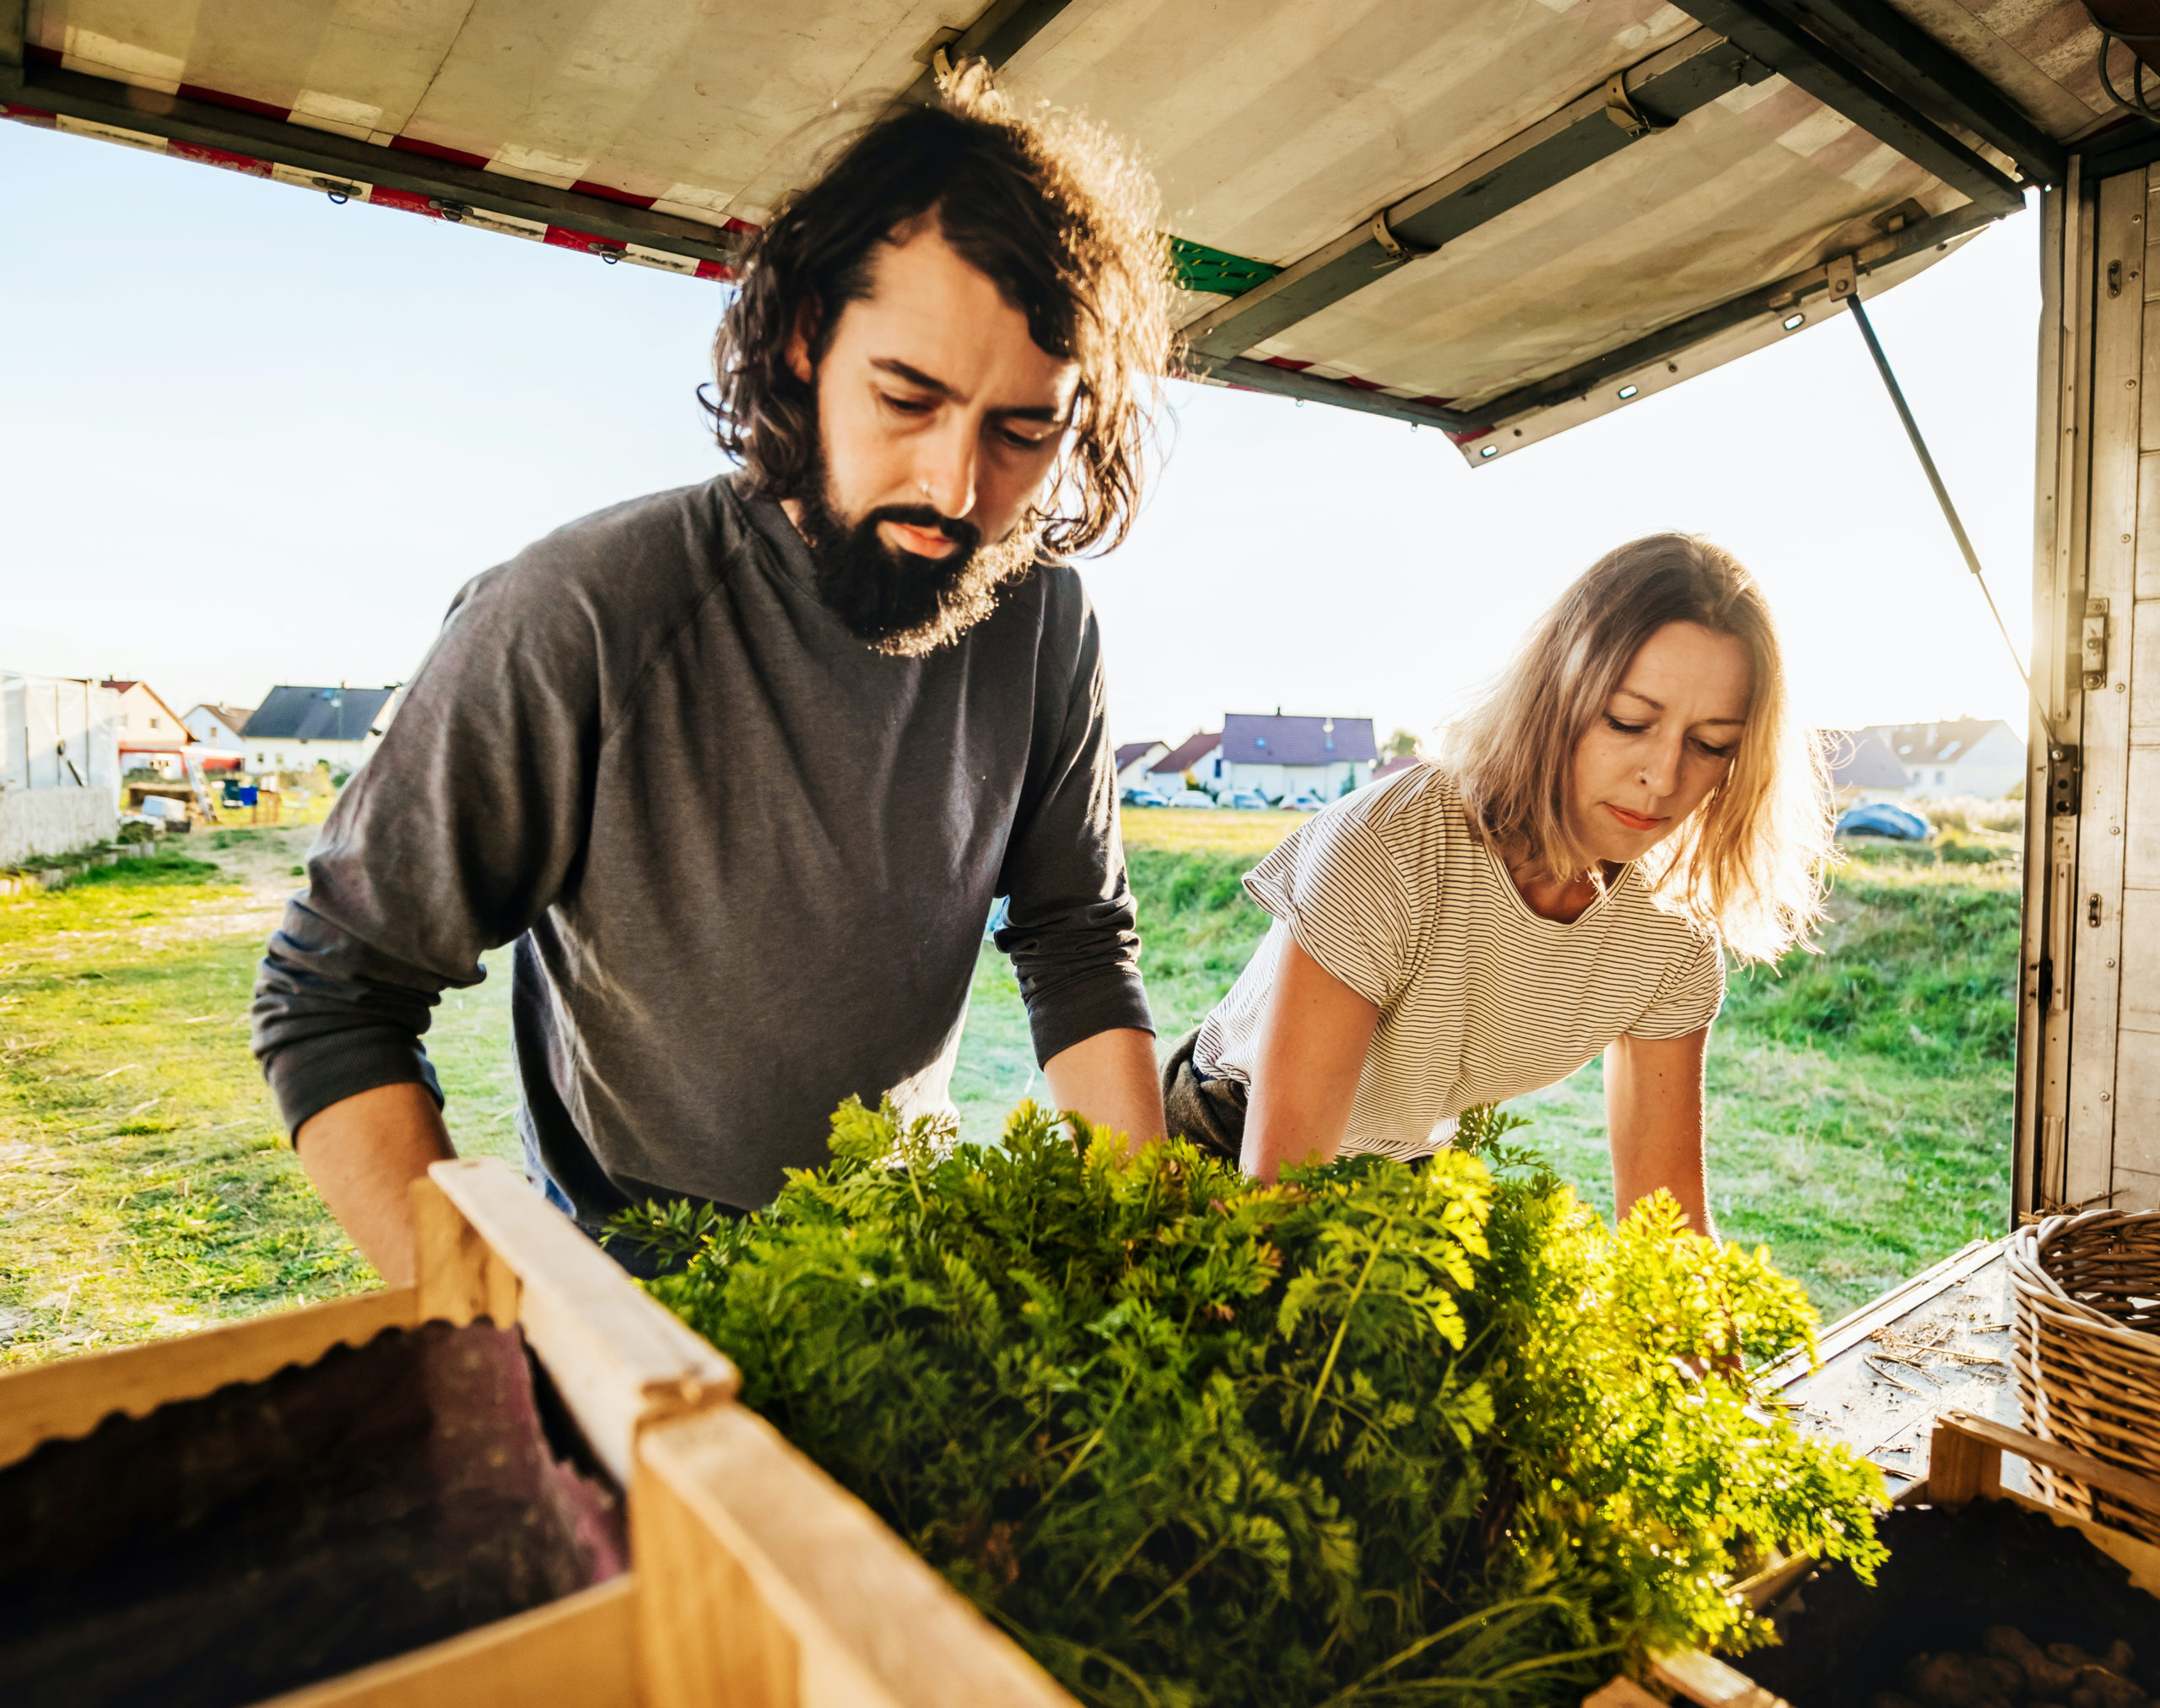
[251, 473, 1151, 1231]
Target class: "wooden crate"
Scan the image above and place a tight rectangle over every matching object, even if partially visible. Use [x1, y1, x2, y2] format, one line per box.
[1585, 1412, 2160, 1708]
[0, 1157, 1079, 1708]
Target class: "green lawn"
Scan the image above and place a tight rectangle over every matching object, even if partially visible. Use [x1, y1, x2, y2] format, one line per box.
[0, 810, 2016, 1362]
[0, 832, 519, 1365]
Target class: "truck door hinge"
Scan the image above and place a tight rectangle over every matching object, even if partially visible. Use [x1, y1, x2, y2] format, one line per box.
[2084, 597, 2111, 689]
[2049, 743, 2082, 816]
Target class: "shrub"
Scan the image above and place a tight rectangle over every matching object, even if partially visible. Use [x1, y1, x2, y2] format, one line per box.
[1936, 830, 2004, 865]
[64, 851, 222, 889]
[634, 1101, 1885, 1707]
[1724, 868, 2017, 1067]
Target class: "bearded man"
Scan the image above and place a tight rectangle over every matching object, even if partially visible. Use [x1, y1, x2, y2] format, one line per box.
[252, 81, 1172, 1282]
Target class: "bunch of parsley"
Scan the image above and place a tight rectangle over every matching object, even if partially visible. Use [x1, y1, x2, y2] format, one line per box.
[629, 1100, 1884, 1708]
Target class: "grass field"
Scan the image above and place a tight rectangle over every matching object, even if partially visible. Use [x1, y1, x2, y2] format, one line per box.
[0, 828, 520, 1365]
[0, 805, 2017, 1363]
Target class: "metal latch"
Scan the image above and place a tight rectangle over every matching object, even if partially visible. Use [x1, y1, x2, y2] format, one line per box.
[1368, 210, 1435, 265]
[2049, 743, 2082, 817]
[1602, 73, 1673, 139]
[2084, 597, 2111, 689]
[1826, 255, 1857, 301]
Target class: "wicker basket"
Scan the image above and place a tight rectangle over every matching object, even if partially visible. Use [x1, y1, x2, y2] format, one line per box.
[2009, 1207, 2160, 1543]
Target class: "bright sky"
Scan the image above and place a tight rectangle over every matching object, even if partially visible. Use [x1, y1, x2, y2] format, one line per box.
[3, 116, 2041, 749]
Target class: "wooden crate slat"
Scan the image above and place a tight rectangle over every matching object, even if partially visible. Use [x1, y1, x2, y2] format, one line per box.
[1648, 1649, 1793, 1708]
[636, 1403, 1078, 1708]
[0, 1285, 420, 1470]
[634, 1443, 814, 1708]
[246, 1577, 639, 1708]
[1933, 1408, 2160, 1522]
[413, 1173, 521, 1327]
[425, 1158, 737, 1485]
[1581, 1679, 1666, 1708]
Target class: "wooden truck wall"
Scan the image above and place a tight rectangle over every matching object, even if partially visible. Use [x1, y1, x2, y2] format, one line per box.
[2027, 163, 2160, 1219]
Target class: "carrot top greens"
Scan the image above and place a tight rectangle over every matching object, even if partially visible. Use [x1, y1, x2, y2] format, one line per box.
[625, 1100, 1886, 1707]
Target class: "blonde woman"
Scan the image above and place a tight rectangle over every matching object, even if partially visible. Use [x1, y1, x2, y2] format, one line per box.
[1161, 535, 1828, 1233]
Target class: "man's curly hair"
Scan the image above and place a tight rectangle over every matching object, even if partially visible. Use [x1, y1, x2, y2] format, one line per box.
[707, 68, 1172, 559]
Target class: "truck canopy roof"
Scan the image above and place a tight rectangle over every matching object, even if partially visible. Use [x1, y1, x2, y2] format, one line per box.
[6, 0, 2152, 462]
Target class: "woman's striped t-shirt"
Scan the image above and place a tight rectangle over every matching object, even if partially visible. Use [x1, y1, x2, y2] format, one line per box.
[1192, 764, 1726, 1161]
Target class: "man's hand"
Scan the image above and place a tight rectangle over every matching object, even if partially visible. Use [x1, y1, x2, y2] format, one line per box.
[1044, 1027, 1164, 1154]
[294, 1081, 457, 1286]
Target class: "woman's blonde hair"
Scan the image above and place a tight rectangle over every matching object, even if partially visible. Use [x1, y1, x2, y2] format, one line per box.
[1443, 534, 1829, 963]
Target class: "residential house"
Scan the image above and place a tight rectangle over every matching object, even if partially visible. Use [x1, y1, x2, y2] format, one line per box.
[1220, 712, 1378, 803]
[2, 673, 121, 863]
[1148, 732, 1222, 795]
[102, 679, 196, 779]
[183, 702, 256, 760]
[1860, 717, 2024, 800]
[1370, 754, 1423, 787]
[241, 684, 401, 776]
[1115, 740, 1168, 792]
[1822, 730, 1911, 804]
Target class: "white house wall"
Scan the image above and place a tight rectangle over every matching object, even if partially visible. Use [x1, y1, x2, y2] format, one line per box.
[1224, 760, 1373, 801]
[1904, 726, 2027, 799]
[246, 737, 374, 773]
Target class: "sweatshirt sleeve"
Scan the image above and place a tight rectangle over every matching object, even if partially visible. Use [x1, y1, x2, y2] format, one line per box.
[992, 578, 1153, 1064]
[251, 557, 606, 1137]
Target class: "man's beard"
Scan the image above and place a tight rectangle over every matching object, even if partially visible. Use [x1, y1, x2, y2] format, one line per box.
[795, 458, 1043, 657]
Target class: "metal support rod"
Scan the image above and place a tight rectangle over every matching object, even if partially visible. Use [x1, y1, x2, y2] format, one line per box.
[1846, 291, 2057, 743]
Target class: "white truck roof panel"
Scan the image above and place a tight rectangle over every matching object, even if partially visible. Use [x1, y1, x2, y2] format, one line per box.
[5, 0, 2151, 462]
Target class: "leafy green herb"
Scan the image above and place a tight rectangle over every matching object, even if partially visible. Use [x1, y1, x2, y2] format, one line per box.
[628, 1100, 1884, 1706]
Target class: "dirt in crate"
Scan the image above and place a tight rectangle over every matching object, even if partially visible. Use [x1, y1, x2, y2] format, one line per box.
[1742, 1498, 2160, 1706]
[0, 1319, 627, 1708]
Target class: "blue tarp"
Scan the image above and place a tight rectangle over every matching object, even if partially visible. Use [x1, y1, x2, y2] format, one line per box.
[1835, 802, 1931, 840]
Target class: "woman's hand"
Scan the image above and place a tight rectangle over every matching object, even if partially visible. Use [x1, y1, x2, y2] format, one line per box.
[1241, 936, 1380, 1182]
[1604, 1026, 1714, 1235]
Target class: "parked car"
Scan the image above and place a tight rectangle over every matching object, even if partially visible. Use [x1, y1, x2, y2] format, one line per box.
[1121, 786, 1170, 808]
[1281, 793, 1326, 812]
[1225, 790, 1273, 810]
[1168, 789, 1217, 809]
[1834, 802, 1932, 840]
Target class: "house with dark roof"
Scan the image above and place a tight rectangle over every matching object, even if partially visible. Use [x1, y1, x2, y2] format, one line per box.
[1371, 754, 1423, 787]
[1821, 730, 1910, 805]
[1220, 713, 1377, 803]
[1147, 732, 1223, 794]
[1860, 717, 2023, 800]
[240, 684, 400, 776]
[1114, 740, 1168, 792]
